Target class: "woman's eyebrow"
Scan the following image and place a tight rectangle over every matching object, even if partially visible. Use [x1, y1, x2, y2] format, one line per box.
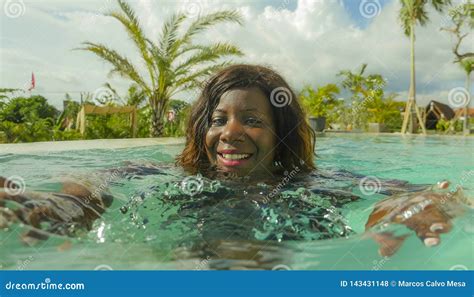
[243, 108, 268, 117]
[214, 108, 260, 113]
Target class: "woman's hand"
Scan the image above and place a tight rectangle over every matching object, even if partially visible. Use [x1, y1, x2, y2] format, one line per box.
[365, 181, 469, 257]
[1, 176, 113, 243]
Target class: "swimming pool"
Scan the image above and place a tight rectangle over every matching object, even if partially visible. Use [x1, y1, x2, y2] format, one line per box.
[0, 134, 472, 270]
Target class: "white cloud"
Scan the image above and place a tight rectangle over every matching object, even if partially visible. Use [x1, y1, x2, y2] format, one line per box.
[0, 0, 472, 109]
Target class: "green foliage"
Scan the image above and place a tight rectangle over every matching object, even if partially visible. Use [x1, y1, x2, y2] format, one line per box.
[399, 0, 452, 36]
[337, 64, 394, 130]
[436, 118, 464, 132]
[0, 88, 20, 103]
[77, 0, 243, 136]
[333, 64, 405, 132]
[136, 100, 191, 137]
[366, 95, 405, 131]
[0, 96, 59, 124]
[0, 119, 54, 143]
[436, 118, 451, 131]
[84, 113, 133, 139]
[0, 96, 60, 143]
[300, 84, 341, 119]
[52, 129, 82, 141]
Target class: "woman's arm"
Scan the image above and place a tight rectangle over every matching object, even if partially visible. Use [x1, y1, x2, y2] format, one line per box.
[0, 176, 113, 244]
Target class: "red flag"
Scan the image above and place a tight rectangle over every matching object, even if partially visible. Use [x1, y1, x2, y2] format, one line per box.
[28, 72, 35, 91]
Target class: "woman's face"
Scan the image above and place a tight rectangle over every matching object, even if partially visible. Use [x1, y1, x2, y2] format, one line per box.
[205, 87, 277, 177]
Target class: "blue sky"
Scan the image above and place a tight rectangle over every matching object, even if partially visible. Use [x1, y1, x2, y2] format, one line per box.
[342, 0, 392, 28]
[0, 0, 472, 109]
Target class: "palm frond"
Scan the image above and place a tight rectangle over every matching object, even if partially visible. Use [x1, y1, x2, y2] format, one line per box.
[146, 39, 171, 84]
[399, 0, 451, 35]
[76, 42, 150, 93]
[107, 0, 156, 86]
[181, 10, 243, 44]
[159, 13, 187, 58]
[174, 42, 243, 77]
[430, 0, 452, 12]
[171, 61, 232, 95]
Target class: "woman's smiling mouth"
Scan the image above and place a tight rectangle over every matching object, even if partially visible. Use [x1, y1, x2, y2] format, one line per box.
[217, 150, 253, 167]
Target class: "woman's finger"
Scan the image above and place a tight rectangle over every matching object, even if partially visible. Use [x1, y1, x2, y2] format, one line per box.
[429, 222, 452, 234]
[416, 221, 452, 247]
[422, 236, 440, 247]
[370, 232, 408, 257]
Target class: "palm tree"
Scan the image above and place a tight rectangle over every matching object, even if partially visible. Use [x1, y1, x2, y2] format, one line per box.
[300, 84, 340, 118]
[459, 59, 473, 134]
[77, 0, 243, 136]
[398, 0, 451, 134]
[441, 1, 474, 134]
[338, 64, 387, 130]
[338, 64, 385, 99]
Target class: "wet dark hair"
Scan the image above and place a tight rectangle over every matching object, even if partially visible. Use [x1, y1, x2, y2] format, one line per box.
[176, 64, 316, 176]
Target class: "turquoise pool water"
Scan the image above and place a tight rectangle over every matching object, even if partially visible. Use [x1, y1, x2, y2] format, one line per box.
[0, 134, 472, 270]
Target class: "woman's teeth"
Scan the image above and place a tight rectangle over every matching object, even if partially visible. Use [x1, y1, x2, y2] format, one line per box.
[221, 153, 251, 160]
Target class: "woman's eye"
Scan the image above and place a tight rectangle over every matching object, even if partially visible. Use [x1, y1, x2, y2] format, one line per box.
[245, 118, 262, 126]
[211, 118, 226, 126]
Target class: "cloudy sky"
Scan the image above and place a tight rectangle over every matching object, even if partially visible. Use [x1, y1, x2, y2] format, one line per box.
[0, 0, 472, 109]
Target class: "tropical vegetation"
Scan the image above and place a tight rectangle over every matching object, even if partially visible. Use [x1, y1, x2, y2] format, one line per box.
[398, 0, 452, 134]
[77, 0, 243, 137]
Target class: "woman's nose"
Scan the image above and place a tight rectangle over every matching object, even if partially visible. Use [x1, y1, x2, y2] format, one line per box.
[220, 119, 245, 143]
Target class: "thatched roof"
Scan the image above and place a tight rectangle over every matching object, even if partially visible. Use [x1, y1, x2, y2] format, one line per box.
[425, 100, 455, 120]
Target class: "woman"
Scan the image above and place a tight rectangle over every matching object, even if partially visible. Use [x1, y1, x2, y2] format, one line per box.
[176, 64, 465, 256]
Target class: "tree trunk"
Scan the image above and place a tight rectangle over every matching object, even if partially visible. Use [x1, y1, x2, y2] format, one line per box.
[464, 70, 472, 135]
[150, 107, 164, 137]
[149, 94, 169, 137]
[408, 21, 416, 133]
[401, 19, 426, 135]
